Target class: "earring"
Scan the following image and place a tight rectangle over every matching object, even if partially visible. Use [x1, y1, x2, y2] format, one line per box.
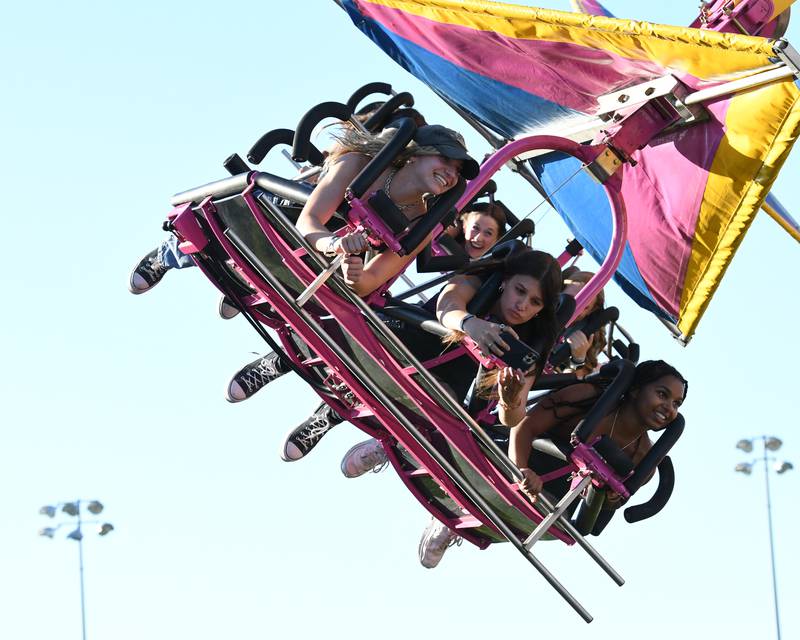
[499, 284, 505, 292]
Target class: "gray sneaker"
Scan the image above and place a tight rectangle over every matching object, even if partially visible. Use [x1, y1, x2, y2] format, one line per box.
[340, 439, 389, 478]
[418, 518, 461, 569]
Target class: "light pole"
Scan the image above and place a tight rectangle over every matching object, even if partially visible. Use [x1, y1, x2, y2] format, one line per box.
[38, 500, 114, 640]
[735, 436, 793, 640]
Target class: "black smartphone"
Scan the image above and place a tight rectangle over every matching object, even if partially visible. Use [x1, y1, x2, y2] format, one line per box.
[498, 331, 540, 372]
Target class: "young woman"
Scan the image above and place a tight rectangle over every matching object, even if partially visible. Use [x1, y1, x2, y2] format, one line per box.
[340, 248, 564, 478]
[418, 359, 688, 568]
[450, 202, 506, 260]
[501, 359, 687, 500]
[220, 124, 480, 460]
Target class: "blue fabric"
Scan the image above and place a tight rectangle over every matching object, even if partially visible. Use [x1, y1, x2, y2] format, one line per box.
[157, 235, 195, 270]
[530, 152, 675, 323]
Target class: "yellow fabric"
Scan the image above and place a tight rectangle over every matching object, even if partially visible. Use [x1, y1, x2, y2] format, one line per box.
[770, 0, 796, 21]
[679, 79, 800, 337]
[366, 0, 777, 79]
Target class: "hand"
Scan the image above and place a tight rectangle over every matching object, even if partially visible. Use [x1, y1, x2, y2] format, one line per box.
[518, 467, 543, 500]
[498, 367, 525, 410]
[566, 330, 593, 362]
[335, 232, 368, 255]
[464, 317, 517, 357]
[341, 255, 363, 287]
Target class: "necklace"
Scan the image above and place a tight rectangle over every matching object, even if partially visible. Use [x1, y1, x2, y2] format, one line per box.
[608, 406, 643, 452]
[384, 169, 424, 212]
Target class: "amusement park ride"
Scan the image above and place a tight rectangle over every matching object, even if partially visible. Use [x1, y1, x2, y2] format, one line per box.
[135, 0, 800, 622]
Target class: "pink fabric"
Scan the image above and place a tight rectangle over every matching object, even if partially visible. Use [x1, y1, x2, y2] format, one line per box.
[355, 0, 667, 114]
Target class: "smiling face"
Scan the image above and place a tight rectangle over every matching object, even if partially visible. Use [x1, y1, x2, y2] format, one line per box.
[411, 154, 462, 196]
[630, 375, 685, 429]
[498, 274, 544, 326]
[461, 211, 501, 259]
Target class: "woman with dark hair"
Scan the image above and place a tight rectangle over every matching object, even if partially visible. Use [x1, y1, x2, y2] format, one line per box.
[340, 248, 563, 476]
[501, 359, 688, 500]
[418, 359, 688, 568]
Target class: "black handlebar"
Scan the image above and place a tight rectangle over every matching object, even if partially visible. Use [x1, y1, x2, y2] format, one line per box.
[249, 128, 324, 166]
[348, 117, 417, 199]
[346, 82, 393, 112]
[571, 359, 635, 444]
[363, 92, 415, 131]
[549, 306, 621, 368]
[624, 457, 676, 524]
[223, 153, 251, 176]
[292, 101, 353, 162]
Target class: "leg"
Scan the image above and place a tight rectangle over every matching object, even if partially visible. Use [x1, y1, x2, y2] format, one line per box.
[129, 236, 194, 294]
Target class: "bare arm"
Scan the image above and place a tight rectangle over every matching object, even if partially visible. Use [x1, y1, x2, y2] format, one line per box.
[508, 383, 598, 469]
[347, 230, 434, 297]
[435, 275, 481, 330]
[296, 154, 370, 254]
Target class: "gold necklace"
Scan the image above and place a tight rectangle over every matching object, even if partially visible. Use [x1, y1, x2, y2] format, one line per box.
[608, 406, 643, 452]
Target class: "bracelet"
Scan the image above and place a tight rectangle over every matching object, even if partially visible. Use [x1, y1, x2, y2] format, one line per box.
[458, 313, 475, 332]
[323, 235, 339, 257]
[570, 355, 586, 366]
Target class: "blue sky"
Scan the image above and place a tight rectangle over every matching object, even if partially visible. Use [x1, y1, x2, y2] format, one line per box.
[1, 1, 797, 638]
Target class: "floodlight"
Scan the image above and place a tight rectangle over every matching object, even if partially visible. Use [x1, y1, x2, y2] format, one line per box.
[775, 461, 794, 474]
[67, 528, 83, 541]
[765, 437, 783, 452]
[736, 439, 753, 453]
[98, 523, 114, 536]
[39, 505, 56, 518]
[62, 502, 79, 516]
[39, 527, 56, 538]
[735, 462, 753, 475]
[87, 501, 103, 515]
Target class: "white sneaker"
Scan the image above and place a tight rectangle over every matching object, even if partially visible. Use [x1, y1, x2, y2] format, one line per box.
[340, 439, 389, 478]
[418, 518, 461, 569]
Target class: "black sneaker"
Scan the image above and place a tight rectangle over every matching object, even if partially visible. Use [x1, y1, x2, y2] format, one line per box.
[280, 403, 342, 461]
[225, 352, 288, 402]
[129, 248, 169, 294]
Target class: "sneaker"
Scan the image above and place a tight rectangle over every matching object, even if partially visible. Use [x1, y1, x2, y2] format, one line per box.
[218, 295, 240, 320]
[129, 248, 169, 294]
[226, 352, 286, 402]
[281, 403, 339, 462]
[418, 518, 462, 569]
[340, 438, 389, 478]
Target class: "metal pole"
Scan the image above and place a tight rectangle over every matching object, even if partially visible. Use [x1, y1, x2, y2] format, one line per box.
[762, 437, 782, 640]
[77, 532, 87, 640]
